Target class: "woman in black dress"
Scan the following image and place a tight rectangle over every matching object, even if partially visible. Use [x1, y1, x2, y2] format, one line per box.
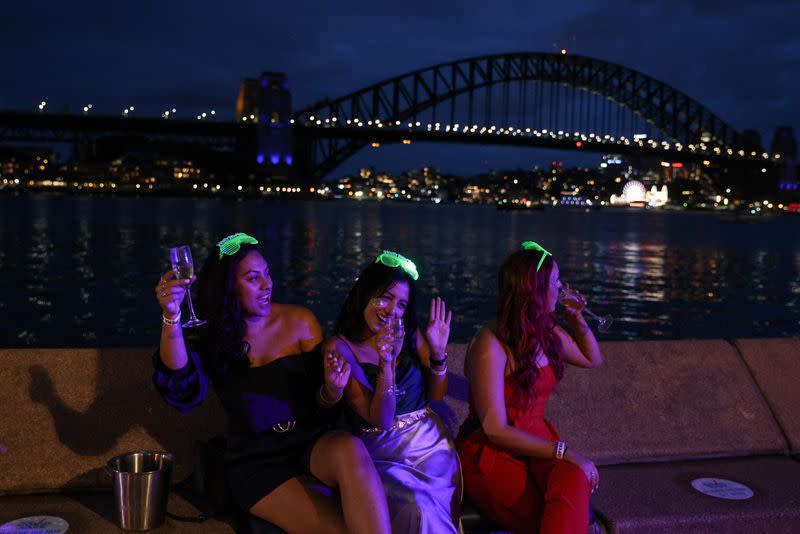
[152, 233, 390, 533]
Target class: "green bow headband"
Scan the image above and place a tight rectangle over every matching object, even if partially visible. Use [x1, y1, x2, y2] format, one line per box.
[217, 232, 259, 259]
[375, 250, 419, 280]
[521, 241, 552, 272]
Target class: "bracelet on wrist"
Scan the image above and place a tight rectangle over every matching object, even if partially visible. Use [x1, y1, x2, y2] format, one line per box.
[378, 385, 398, 396]
[162, 312, 181, 326]
[430, 364, 448, 376]
[318, 384, 343, 406]
[554, 440, 567, 460]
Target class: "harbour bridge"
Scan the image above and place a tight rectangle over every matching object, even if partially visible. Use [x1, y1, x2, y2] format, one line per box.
[0, 52, 778, 183]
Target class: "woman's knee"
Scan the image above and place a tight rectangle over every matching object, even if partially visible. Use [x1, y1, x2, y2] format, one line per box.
[548, 462, 591, 499]
[325, 431, 372, 471]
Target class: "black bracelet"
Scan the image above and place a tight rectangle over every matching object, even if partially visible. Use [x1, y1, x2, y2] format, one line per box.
[430, 353, 448, 366]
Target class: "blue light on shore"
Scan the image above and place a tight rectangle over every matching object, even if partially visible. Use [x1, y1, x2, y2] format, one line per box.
[256, 153, 265, 164]
[270, 154, 280, 165]
[285, 155, 293, 165]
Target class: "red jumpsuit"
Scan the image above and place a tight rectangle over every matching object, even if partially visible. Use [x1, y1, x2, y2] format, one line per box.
[456, 363, 590, 534]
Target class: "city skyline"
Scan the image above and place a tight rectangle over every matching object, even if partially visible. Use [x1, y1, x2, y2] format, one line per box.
[2, 0, 799, 175]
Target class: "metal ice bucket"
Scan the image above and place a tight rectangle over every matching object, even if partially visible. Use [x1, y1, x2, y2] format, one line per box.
[106, 450, 175, 530]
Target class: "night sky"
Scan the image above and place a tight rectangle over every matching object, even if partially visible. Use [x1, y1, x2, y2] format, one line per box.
[3, 0, 798, 175]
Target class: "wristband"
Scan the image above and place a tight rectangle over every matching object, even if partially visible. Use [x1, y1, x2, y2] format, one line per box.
[430, 364, 448, 376]
[555, 441, 567, 460]
[318, 384, 343, 406]
[162, 312, 181, 326]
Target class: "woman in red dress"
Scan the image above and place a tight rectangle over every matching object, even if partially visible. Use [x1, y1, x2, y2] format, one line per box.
[456, 242, 603, 534]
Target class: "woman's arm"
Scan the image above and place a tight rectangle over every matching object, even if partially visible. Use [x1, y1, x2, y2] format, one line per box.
[297, 307, 324, 353]
[156, 270, 193, 370]
[324, 337, 397, 428]
[417, 297, 452, 401]
[555, 312, 603, 368]
[468, 328, 560, 458]
[416, 331, 448, 401]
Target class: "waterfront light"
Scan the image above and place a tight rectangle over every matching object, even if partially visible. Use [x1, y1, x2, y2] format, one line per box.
[82, 104, 93, 115]
[37, 101, 47, 112]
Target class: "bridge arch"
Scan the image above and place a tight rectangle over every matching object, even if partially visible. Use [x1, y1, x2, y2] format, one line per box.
[294, 52, 741, 179]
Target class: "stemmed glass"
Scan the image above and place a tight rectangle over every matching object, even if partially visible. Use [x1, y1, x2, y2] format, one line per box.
[168, 245, 207, 328]
[387, 317, 406, 395]
[558, 286, 613, 333]
[390, 317, 405, 341]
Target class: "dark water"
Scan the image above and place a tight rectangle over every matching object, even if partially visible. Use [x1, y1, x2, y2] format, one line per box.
[1, 193, 799, 347]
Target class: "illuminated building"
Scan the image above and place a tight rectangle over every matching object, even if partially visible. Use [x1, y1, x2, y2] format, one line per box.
[610, 180, 647, 207]
[238, 72, 293, 179]
[772, 127, 798, 192]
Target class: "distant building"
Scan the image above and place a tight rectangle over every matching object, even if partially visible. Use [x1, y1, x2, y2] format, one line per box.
[237, 72, 293, 179]
[771, 127, 798, 193]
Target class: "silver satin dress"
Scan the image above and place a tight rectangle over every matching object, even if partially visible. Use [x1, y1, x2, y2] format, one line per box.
[351, 352, 459, 534]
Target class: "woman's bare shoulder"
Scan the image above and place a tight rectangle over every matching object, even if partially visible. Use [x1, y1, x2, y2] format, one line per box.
[468, 326, 507, 361]
[272, 303, 315, 320]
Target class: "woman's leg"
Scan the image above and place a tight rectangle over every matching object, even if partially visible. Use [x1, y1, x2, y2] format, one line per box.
[460, 438, 544, 533]
[309, 430, 391, 534]
[529, 459, 591, 534]
[248, 475, 347, 534]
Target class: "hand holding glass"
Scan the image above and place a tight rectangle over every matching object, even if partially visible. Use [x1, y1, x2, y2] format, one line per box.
[168, 245, 207, 328]
[558, 286, 613, 333]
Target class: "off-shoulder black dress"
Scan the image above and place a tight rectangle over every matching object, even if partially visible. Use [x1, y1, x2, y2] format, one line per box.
[153, 347, 336, 510]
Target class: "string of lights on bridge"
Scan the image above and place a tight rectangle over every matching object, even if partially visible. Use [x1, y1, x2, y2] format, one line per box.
[32, 100, 782, 161]
[37, 100, 219, 122]
[295, 115, 781, 161]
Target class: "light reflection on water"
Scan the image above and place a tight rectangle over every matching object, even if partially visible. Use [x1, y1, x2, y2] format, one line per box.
[1, 193, 799, 347]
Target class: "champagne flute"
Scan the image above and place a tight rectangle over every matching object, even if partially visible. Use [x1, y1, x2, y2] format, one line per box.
[391, 317, 405, 342]
[558, 286, 613, 333]
[388, 317, 406, 396]
[168, 245, 207, 328]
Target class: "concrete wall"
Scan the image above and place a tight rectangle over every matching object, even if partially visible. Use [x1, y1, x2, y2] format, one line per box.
[1, 339, 797, 495]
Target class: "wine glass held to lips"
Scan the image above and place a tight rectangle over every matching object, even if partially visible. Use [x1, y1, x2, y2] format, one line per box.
[168, 245, 207, 328]
[558, 285, 613, 333]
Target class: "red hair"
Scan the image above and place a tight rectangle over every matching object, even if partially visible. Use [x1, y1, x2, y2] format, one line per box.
[494, 249, 564, 404]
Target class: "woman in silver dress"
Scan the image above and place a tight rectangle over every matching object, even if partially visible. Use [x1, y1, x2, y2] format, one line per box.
[324, 250, 460, 534]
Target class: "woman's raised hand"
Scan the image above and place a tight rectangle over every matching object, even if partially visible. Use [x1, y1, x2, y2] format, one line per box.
[425, 297, 452, 357]
[155, 269, 192, 318]
[323, 349, 351, 393]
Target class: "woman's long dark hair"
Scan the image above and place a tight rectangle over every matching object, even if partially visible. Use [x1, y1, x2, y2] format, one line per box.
[335, 262, 419, 354]
[194, 243, 261, 381]
[494, 249, 564, 404]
